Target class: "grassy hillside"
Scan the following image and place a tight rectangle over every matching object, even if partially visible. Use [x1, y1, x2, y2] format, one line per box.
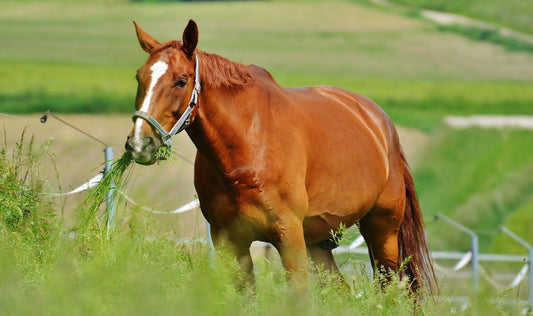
[415, 128, 533, 251]
[386, 0, 533, 35]
[1, 0, 533, 126]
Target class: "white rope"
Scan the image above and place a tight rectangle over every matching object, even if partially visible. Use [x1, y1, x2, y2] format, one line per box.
[433, 251, 472, 273]
[479, 264, 529, 290]
[118, 191, 199, 214]
[45, 171, 200, 215]
[46, 173, 103, 197]
[349, 235, 365, 250]
[120, 193, 200, 215]
[332, 235, 366, 255]
[454, 251, 473, 271]
[168, 199, 200, 214]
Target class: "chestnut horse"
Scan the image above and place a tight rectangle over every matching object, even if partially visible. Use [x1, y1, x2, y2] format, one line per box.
[125, 20, 436, 293]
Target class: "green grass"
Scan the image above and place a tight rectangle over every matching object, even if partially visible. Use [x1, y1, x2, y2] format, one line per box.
[75, 151, 133, 236]
[1, 0, 533, 118]
[0, 139, 519, 316]
[490, 200, 533, 254]
[386, 0, 533, 35]
[0, 231, 425, 315]
[0, 61, 135, 114]
[2, 59, 533, 131]
[436, 24, 533, 53]
[0, 131, 430, 315]
[415, 128, 533, 251]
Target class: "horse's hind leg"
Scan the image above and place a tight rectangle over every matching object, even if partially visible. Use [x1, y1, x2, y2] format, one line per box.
[358, 206, 403, 283]
[307, 243, 339, 273]
[210, 225, 255, 288]
[307, 243, 348, 287]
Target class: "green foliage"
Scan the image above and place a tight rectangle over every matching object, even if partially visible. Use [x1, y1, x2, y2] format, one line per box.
[3, 58, 533, 133]
[0, 129, 56, 244]
[329, 222, 347, 246]
[75, 151, 133, 235]
[0, 230, 428, 316]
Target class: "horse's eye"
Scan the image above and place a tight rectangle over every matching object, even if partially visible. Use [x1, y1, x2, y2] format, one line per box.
[174, 78, 187, 88]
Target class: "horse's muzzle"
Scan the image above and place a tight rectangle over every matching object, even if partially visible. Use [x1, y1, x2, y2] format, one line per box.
[125, 135, 158, 165]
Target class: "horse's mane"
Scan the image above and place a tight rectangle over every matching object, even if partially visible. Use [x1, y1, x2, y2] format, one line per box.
[150, 40, 255, 90]
[198, 51, 255, 90]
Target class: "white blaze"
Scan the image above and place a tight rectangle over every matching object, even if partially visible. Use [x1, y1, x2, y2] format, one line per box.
[133, 61, 169, 150]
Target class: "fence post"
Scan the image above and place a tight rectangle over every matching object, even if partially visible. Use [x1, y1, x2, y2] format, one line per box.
[435, 213, 479, 293]
[500, 226, 533, 307]
[104, 146, 116, 230]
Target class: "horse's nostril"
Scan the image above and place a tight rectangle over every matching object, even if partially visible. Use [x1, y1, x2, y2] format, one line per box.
[146, 136, 155, 146]
[125, 139, 134, 152]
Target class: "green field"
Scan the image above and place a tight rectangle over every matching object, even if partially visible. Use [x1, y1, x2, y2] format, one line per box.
[2, 0, 533, 125]
[386, 0, 533, 35]
[1, 0, 533, 314]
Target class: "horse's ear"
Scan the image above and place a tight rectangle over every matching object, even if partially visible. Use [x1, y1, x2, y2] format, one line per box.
[182, 19, 199, 58]
[133, 20, 159, 53]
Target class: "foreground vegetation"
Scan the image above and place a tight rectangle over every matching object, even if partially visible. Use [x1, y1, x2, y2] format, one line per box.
[1, 132, 528, 315]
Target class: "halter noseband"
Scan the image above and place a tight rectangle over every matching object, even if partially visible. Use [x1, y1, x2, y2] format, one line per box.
[131, 55, 201, 157]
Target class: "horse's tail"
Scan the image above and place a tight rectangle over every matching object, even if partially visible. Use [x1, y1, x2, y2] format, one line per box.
[398, 150, 437, 295]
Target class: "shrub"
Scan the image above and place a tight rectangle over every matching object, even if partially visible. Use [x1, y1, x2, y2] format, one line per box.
[0, 129, 57, 245]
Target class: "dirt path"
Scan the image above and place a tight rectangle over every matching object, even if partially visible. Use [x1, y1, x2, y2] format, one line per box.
[371, 0, 533, 45]
[444, 115, 533, 130]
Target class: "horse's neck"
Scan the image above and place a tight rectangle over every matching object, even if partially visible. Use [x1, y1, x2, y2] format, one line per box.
[187, 87, 260, 175]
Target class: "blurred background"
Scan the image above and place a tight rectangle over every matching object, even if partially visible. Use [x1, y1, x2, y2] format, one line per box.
[1, 0, 533, 301]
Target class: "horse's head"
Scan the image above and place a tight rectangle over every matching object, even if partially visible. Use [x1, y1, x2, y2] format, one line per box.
[125, 20, 200, 165]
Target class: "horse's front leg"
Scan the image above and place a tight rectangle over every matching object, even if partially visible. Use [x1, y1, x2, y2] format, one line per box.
[274, 214, 308, 288]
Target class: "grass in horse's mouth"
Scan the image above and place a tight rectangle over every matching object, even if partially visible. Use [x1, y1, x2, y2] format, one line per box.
[76, 151, 133, 231]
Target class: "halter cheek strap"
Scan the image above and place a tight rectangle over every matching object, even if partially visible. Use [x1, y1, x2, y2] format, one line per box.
[132, 55, 201, 152]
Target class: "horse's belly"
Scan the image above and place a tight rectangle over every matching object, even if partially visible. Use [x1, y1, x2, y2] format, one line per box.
[302, 146, 389, 243]
[303, 189, 376, 244]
